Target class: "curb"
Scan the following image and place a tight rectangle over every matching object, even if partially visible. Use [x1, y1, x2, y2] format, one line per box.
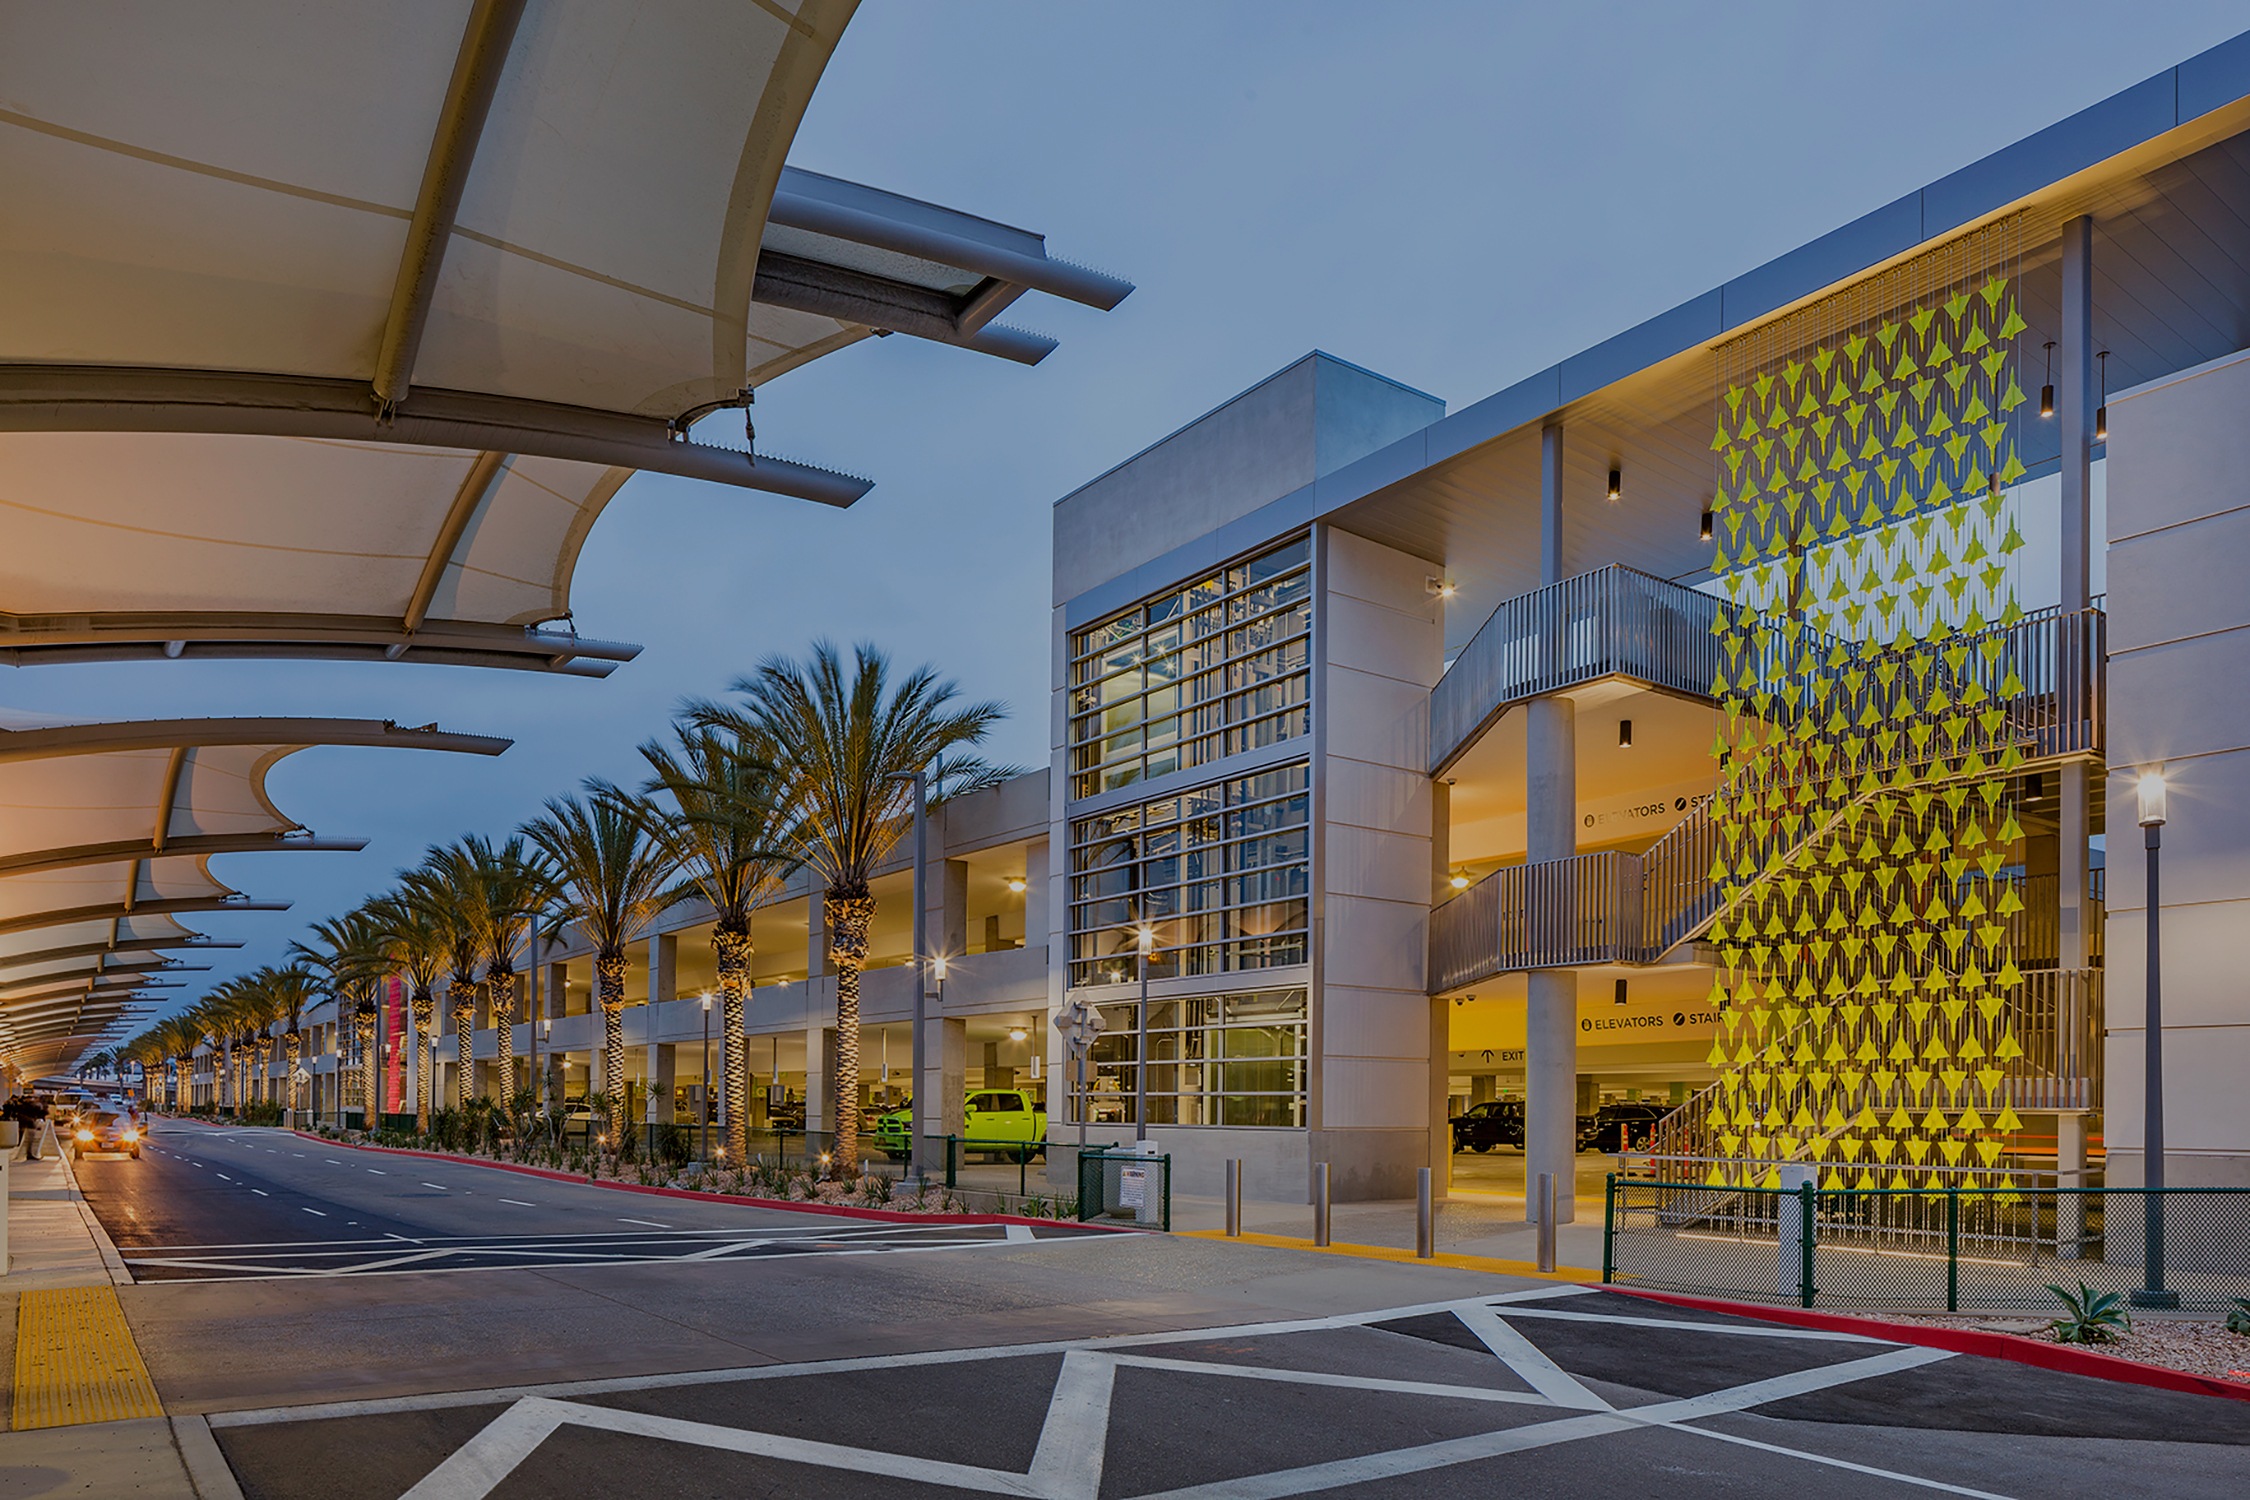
[1180, 1228, 1597, 1282]
[1602, 1285, 2250, 1404]
[281, 1128, 1142, 1233]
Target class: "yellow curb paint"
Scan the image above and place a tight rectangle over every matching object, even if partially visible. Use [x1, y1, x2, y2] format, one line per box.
[11, 1286, 164, 1430]
[1180, 1229, 1598, 1282]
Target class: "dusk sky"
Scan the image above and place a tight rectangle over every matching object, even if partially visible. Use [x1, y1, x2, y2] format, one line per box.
[16, 0, 2245, 1024]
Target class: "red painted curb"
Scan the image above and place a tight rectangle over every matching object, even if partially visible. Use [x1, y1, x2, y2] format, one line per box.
[1602, 1285, 2250, 1404]
[280, 1128, 1140, 1232]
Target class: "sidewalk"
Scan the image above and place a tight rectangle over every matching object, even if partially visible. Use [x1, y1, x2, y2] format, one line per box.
[1169, 1186, 1608, 1274]
[1, 1122, 243, 1498]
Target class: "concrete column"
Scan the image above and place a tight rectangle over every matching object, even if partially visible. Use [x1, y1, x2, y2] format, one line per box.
[1526, 420, 1580, 1222]
[2057, 215, 2095, 979]
[1024, 840, 1049, 954]
[1428, 996, 1451, 1194]
[804, 1025, 829, 1133]
[647, 933, 677, 1124]
[547, 962, 568, 1019]
[939, 1017, 968, 1138]
[938, 859, 969, 962]
[1576, 1074, 1599, 1113]
[808, 891, 832, 978]
[648, 1043, 676, 1126]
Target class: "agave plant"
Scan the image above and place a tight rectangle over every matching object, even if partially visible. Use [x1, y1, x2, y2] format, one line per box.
[2047, 1281, 2131, 1344]
[2226, 1298, 2250, 1337]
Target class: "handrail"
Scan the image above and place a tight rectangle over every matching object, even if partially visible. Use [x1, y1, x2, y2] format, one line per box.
[1430, 566, 1724, 775]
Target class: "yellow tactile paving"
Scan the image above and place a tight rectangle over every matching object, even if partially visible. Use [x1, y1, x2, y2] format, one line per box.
[11, 1286, 164, 1430]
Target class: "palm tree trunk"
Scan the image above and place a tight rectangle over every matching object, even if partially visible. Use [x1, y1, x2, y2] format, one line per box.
[411, 995, 435, 1133]
[357, 1012, 377, 1125]
[453, 984, 477, 1107]
[827, 892, 875, 1177]
[285, 1033, 303, 1117]
[714, 925, 752, 1163]
[597, 951, 627, 1152]
[258, 1040, 274, 1105]
[492, 970, 516, 1108]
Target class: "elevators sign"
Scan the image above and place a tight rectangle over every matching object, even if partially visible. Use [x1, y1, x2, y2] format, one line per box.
[1448, 983, 1721, 1052]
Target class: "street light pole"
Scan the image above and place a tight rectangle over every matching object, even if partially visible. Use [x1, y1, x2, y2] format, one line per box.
[1134, 924, 1154, 1144]
[2131, 769, 2178, 1308]
[889, 766, 931, 1186]
[700, 991, 712, 1163]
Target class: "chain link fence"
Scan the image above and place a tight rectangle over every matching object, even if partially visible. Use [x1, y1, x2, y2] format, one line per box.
[1078, 1147, 1171, 1230]
[1605, 1173, 2250, 1311]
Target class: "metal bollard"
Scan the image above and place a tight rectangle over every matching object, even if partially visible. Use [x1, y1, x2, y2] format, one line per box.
[1536, 1171, 1557, 1273]
[1416, 1166, 1434, 1259]
[1313, 1161, 1332, 1246]
[1224, 1158, 1242, 1237]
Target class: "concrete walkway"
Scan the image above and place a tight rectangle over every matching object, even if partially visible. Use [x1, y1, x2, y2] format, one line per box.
[2, 1120, 243, 1498]
[1169, 1187, 1610, 1274]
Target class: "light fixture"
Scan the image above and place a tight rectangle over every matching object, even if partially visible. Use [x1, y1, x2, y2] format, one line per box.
[1425, 576, 1457, 600]
[2096, 350, 2109, 441]
[1613, 979, 1629, 1006]
[2137, 768, 2168, 828]
[1008, 1027, 1028, 1043]
[1606, 467, 1622, 502]
[1618, 718, 1634, 749]
[1449, 872, 1470, 891]
[932, 953, 949, 982]
[1006, 876, 1027, 895]
[1699, 509, 1714, 543]
[1136, 924, 1155, 955]
[700, 991, 712, 1012]
[2040, 341, 2056, 418]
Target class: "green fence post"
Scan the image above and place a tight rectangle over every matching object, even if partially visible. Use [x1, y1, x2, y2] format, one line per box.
[946, 1135, 958, 1189]
[1946, 1185, 1960, 1312]
[1602, 1172, 1617, 1285]
[1077, 1148, 1097, 1223]
[1162, 1154, 1172, 1232]
[1799, 1182, 1817, 1308]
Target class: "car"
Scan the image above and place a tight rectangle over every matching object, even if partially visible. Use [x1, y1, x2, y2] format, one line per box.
[73, 1110, 142, 1160]
[1449, 1099, 1524, 1152]
[874, 1089, 1047, 1161]
[1580, 1102, 1671, 1153]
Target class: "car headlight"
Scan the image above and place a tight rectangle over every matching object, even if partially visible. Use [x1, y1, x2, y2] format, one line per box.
[76, 1128, 93, 1142]
[123, 1128, 139, 1141]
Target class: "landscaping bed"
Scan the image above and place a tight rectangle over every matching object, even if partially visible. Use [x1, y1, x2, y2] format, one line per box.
[1889, 1311, 2250, 1385]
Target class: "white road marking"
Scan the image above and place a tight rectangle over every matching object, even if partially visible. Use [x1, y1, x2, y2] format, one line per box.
[1453, 1304, 1611, 1411]
[368, 1169, 387, 1175]
[251, 1189, 269, 1197]
[325, 1160, 342, 1165]
[422, 1183, 448, 1191]
[302, 1208, 327, 1217]
[1677, 1421, 2020, 1498]
[617, 1217, 670, 1229]
[216, 1173, 232, 1181]
[499, 1199, 535, 1207]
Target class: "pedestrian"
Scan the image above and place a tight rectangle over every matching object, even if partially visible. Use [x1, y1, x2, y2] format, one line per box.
[5, 1094, 49, 1160]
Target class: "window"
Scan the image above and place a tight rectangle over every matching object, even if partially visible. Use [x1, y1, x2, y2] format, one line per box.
[1067, 761, 1310, 986]
[1067, 535, 1311, 799]
[1074, 987, 1308, 1128]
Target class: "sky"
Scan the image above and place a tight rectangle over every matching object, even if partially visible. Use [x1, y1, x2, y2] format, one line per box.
[13, 0, 2247, 1035]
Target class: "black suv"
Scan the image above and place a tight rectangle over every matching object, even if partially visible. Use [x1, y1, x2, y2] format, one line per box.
[1449, 1099, 1524, 1153]
[1579, 1102, 1670, 1153]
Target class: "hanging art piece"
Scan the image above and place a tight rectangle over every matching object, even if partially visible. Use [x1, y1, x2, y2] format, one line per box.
[1699, 217, 2033, 1197]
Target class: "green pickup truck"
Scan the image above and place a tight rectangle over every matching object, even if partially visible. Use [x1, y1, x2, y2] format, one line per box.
[874, 1089, 1047, 1161]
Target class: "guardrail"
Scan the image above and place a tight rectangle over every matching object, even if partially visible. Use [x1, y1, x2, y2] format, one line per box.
[1605, 1173, 2250, 1312]
[1430, 566, 1722, 775]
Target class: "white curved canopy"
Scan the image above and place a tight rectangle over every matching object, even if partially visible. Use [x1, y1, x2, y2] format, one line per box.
[0, 714, 506, 1071]
[0, 0, 1130, 672]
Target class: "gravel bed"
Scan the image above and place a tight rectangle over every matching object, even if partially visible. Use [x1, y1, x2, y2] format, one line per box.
[1889, 1311, 2250, 1384]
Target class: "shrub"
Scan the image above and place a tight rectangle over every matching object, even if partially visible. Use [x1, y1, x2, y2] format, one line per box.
[2226, 1298, 2250, 1337]
[2047, 1281, 2131, 1345]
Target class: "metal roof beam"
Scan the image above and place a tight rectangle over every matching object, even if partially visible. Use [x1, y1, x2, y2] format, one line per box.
[0, 832, 367, 881]
[404, 452, 508, 633]
[0, 612, 637, 674]
[0, 898, 290, 940]
[0, 717, 511, 762]
[0, 367, 873, 506]
[0, 938, 241, 973]
[751, 254, 1058, 366]
[372, 0, 527, 409]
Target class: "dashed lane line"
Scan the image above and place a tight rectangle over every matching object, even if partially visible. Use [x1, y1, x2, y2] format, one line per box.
[303, 1208, 327, 1217]
[422, 1183, 448, 1191]
[617, 1218, 671, 1229]
[252, 1189, 269, 1197]
[500, 1199, 535, 1207]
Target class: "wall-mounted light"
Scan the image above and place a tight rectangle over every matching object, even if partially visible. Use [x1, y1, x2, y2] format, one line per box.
[1449, 871, 1470, 891]
[2095, 350, 2109, 442]
[1613, 978, 1629, 1006]
[1618, 718, 1634, 749]
[1136, 924, 1156, 956]
[1425, 577, 1457, 599]
[1005, 877, 1027, 895]
[2040, 341, 2056, 419]
[1699, 509, 1714, 543]
[1008, 1027, 1028, 1043]
[931, 953, 949, 982]
[1606, 467, 1622, 502]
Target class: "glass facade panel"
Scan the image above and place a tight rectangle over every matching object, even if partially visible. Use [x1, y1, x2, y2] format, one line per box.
[1074, 987, 1308, 1129]
[1067, 760, 1309, 987]
[1067, 535, 1310, 797]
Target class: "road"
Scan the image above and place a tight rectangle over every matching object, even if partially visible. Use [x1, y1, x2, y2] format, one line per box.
[30, 1119, 2250, 1499]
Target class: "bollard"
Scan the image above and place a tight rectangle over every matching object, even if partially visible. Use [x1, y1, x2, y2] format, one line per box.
[1313, 1161, 1332, 1246]
[1224, 1158, 1242, 1238]
[1416, 1166, 1434, 1259]
[1536, 1171, 1556, 1273]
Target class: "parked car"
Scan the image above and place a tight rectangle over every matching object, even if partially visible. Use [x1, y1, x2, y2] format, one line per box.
[72, 1110, 142, 1160]
[1449, 1099, 1524, 1152]
[1580, 1103, 1670, 1153]
[874, 1089, 1047, 1161]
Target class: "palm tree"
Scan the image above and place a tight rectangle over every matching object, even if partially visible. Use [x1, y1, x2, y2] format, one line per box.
[640, 724, 800, 1163]
[696, 642, 1010, 1175]
[368, 890, 447, 1133]
[296, 909, 391, 1125]
[523, 787, 679, 1147]
[258, 964, 321, 1120]
[187, 999, 228, 1112]
[462, 834, 555, 1112]
[406, 846, 486, 1109]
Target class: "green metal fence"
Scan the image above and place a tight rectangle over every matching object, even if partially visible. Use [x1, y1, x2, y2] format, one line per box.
[1604, 1173, 2250, 1311]
[1078, 1148, 1171, 1231]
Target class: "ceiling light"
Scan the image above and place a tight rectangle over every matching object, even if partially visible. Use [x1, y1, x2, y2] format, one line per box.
[2040, 341, 2056, 419]
[1449, 872, 1470, 891]
[1606, 467, 1622, 502]
[1425, 577, 1457, 599]
[1008, 1027, 1028, 1043]
[1006, 877, 1027, 895]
